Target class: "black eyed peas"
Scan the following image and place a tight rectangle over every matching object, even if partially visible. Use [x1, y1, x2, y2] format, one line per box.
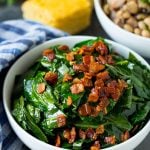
[103, 0, 150, 38]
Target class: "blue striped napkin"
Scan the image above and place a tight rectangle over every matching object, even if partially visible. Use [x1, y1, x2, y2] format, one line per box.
[0, 19, 68, 71]
[0, 20, 68, 150]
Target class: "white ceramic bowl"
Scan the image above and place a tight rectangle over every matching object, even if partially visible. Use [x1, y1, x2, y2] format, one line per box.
[3, 36, 150, 150]
[94, 0, 150, 58]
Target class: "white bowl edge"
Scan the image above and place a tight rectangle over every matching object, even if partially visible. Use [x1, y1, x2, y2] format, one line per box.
[94, 0, 150, 58]
[3, 36, 150, 150]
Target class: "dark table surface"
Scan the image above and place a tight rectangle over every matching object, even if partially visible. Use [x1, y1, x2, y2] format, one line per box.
[0, 5, 150, 150]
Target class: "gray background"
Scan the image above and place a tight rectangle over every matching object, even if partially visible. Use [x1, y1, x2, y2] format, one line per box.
[0, 5, 149, 150]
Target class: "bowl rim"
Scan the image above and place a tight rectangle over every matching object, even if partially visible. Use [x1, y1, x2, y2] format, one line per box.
[94, 0, 150, 42]
[3, 35, 150, 150]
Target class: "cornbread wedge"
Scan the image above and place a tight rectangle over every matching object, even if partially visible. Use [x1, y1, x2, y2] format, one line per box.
[22, 0, 92, 34]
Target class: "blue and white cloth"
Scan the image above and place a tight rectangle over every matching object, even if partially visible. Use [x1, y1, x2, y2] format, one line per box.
[0, 20, 68, 150]
[0, 20, 68, 71]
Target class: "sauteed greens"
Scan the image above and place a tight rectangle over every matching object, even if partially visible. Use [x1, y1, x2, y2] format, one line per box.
[12, 38, 150, 149]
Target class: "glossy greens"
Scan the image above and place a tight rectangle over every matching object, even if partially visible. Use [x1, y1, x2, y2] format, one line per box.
[12, 38, 150, 149]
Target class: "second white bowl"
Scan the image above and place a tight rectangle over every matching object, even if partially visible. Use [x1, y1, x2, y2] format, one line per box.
[94, 0, 150, 58]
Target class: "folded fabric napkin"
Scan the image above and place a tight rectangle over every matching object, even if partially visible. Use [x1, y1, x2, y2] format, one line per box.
[0, 19, 68, 150]
[0, 19, 68, 71]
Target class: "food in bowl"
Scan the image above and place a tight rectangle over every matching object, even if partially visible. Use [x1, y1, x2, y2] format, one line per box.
[11, 37, 150, 149]
[103, 0, 150, 38]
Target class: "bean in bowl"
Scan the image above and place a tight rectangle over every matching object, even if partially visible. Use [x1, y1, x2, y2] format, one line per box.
[103, 0, 150, 38]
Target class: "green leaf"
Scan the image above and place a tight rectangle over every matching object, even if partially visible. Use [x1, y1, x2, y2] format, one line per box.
[60, 82, 84, 109]
[12, 96, 27, 130]
[58, 64, 69, 75]
[106, 114, 133, 131]
[73, 140, 84, 150]
[140, 0, 150, 4]
[106, 64, 131, 79]
[105, 124, 123, 141]
[131, 75, 150, 99]
[128, 53, 147, 69]
[74, 37, 106, 48]
[25, 109, 48, 143]
[107, 99, 117, 113]
[116, 60, 129, 66]
[61, 142, 72, 149]
[26, 104, 41, 124]
[24, 72, 57, 111]
[41, 108, 65, 134]
[120, 86, 133, 109]
[112, 53, 124, 62]
[53, 46, 66, 59]
[75, 113, 103, 129]
[40, 57, 59, 72]
[6, 0, 17, 5]
[75, 121, 99, 129]
[130, 101, 150, 125]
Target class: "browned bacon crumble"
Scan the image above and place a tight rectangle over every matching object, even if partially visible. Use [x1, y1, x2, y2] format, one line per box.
[41, 42, 128, 149]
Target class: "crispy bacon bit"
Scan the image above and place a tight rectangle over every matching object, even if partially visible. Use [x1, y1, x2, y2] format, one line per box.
[81, 77, 93, 87]
[91, 141, 100, 150]
[67, 96, 73, 106]
[88, 88, 99, 102]
[63, 129, 70, 141]
[90, 106, 99, 117]
[37, 83, 45, 94]
[42, 49, 55, 61]
[98, 87, 106, 97]
[73, 64, 88, 72]
[111, 88, 121, 101]
[95, 41, 108, 55]
[106, 55, 114, 64]
[83, 55, 95, 65]
[63, 73, 72, 82]
[69, 61, 76, 65]
[106, 80, 120, 100]
[57, 114, 66, 127]
[79, 45, 94, 55]
[90, 146, 99, 150]
[44, 71, 58, 85]
[107, 80, 117, 87]
[89, 62, 105, 74]
[96, 125, 104, 135]
[98, 97, 109, 112]
[55, 134, 61, 147]
[103, 107, 108, 115]
[72, 78, 82, 84]
[78, 103, 92, 116]
[84, 72, 93, 79]
[121, 131, 130, 142]
[118, 79, 128, 91]
[79, 129, 86, 139]
[58, 45, 70, 52]
[104, 135, 116, 145]
[78, 47, 84, 55]
[86, 128, 97, 140]
[70, 83, 84, 94]
[97, 55, 107, 64]
[81, 72, 93, 87]
[95, 79, 104, 88]
[69, 127, 76, 143]
[96, 105, 101, 112]
[106, 79, 127, 101]
[66, 52, 74, 61]
[96, 71, 110, 81]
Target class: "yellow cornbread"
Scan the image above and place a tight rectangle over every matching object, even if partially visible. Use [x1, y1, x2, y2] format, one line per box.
[22, 0, 92, 34]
